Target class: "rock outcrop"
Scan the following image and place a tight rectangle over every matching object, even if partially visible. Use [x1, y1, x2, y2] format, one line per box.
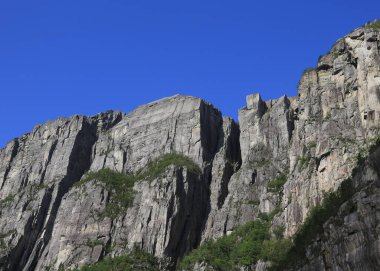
[1, 23, 380, 271]
[293, 147, 380, 271]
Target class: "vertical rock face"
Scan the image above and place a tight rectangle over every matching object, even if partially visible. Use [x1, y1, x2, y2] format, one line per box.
[90, 95, 224, 174]
[282, 26, 380, 237]
[190, 24, 380, 270]
[34, 166, 208, 271]
[202, 93, 294, 240]
[0, 25, 380, 271]
[0, 95, 242, 270]
[0, 111, 124, 271]
[293, 147, 380, 271]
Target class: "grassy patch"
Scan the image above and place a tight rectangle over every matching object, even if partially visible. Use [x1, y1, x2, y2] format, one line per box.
[76, 168, 136, 219]
[245, 199, 260, 206]
[31, 183, 49, 191]
[297, 155, 311, 170]
[0, 194, 15, 210]
[302, 67, 315, 75]
[249, 159, 270, 168]
[307, 141, 317, 149]
[0, 195, 15, 205]
[267, 175, 287, 193]
[366, 20, 380, 29]
[72, 248, 160, 271]
[138, 153, 202, 179]
[76, 153, 201, 219]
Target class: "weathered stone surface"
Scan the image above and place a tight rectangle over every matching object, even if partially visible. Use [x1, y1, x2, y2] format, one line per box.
[35, 166, 208, 270]
[90, 95, 223, 174]
[0, 111, 124, 271]
[182, 24, 380, 271]
[1, 24, 380, 271]
[0, 95, 239, 270]
[282, 26, 380, 237]
[292, 147, 380, 271]
[202, 94, 294, 240]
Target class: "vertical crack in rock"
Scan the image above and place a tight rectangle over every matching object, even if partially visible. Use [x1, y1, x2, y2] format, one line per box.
[0, 112, 124, 271]
[22, 120, 98, 271]
[0, 139, 19, 190]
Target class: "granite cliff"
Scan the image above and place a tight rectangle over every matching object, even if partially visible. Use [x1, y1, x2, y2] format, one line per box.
[1, 22, 380, 270]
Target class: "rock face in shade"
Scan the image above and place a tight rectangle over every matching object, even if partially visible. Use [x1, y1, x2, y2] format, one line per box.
[0, 24, 380, 271]
[290, 148, 380, 271]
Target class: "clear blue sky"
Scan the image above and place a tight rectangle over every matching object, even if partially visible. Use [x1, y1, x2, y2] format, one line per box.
[0, 0, 379, 148]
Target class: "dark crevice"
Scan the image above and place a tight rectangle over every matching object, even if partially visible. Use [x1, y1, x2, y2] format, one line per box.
[39, 139, 58, 184]
[20, 119, 98, 271]
[4, 187, 51, 271]
[6, 113, 124, 271]
[216, 162, 234, 208]
[315, 151, 331, 172]
[166, 168, 208, 271]
[199, 101, 224, 163]
[1, 139, 19, 190]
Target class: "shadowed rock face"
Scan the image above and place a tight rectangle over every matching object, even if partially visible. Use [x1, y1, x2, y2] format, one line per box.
[1, 25, 380, 271]
[292, 148, 380, 271]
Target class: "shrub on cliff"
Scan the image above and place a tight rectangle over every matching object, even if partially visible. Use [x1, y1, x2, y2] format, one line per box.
[75, 153, 201, 218]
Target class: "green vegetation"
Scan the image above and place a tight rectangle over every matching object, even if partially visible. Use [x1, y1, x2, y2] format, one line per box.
[137, 153, 202, 179]
[270, 178, 355, 270]
[76, 168, 136, 218]
[302, 67, 315, 75]
[271, 134, 380, 270]
[272, 225, 285, 240]
[245, 199, 260, 206]
[258, 207, 281, 222]
[307, 141, 317, 149]
[324, 112, 332, 120]
[178, 132, 380, 271]
[178, 220, 270, 271]
[267, 175, 287, 193]
[297, 154, 311, 170]
[199, 178, 354, 271]
[367, 135, 380, 156]
[178, 207, 288, 271]
[31, 183, 49, 191]
[76, 153, 201, 218]
[353, 134, 380, 175]
[366, 20, 380, 29]
[0, 194, 15, 206]
[73, 249, 160, 271]
[260, 239, 293, 265]
[249, 159, 270, 168]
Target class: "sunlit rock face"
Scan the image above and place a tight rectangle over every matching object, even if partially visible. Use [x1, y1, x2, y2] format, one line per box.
[1, 25, 380, 271]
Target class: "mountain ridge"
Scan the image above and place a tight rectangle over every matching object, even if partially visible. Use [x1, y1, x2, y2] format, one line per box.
[1, 23, 380, 270]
